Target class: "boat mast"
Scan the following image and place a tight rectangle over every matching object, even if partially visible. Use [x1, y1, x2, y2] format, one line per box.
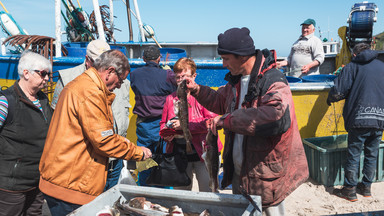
[125, 0, 134, 42]
[132, 0, 145, 42]
[55, 0, 62, 57]
[109, 0, 114, 41]
[92, 0, 106, 41]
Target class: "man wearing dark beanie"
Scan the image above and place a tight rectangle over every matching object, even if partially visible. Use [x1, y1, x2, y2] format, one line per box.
[185, 27, 308, 215]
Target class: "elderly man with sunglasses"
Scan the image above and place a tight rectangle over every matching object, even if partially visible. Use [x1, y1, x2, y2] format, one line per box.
[39, 50, 152, 215]
[0, 51, 54, 215]
[51, 40, 132, 192]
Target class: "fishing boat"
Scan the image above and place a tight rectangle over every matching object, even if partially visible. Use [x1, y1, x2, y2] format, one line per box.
[0, 0, 381, 143]
[0, 0, 383, 162]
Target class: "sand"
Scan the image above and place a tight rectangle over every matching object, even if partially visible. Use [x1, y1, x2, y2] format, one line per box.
[192, 176, 384, 215]
[284, 179, 384, 215]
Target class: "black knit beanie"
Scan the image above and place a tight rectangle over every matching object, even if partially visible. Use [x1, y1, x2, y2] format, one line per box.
[217, 27, 255, 56]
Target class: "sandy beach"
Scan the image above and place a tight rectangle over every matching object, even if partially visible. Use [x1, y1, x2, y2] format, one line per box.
[208, 176, 384, 215]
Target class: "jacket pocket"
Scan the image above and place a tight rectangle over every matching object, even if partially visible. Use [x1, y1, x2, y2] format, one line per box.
[247, 137, 288, 179]
[79, 151, 104, 192]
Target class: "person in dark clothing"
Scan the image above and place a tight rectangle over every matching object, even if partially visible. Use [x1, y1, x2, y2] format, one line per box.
[185, 27, 308, 215]
[130, 46, 177, 186]
[328, 43, 384, 202]
[0, 51, 53, 215]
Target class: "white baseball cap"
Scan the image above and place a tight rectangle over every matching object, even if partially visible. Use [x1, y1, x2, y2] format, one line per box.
[86, 40, 111, 60]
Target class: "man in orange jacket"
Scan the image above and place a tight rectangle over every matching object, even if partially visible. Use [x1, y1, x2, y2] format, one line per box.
[39, 50, 152, 215]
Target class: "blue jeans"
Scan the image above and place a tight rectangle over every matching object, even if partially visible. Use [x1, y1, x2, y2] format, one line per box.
[104, 159, 123, 191]
[136, 117, 161, 186]
[43, 194, 81, 216]
[344, 128, 382, 187]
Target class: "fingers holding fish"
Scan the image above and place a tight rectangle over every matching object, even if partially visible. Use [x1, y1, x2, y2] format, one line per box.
[206, 116, 223, 136]
[184, 77, 200, 94]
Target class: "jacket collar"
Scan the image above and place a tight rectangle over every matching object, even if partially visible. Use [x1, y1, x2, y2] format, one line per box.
[145, 61, 161, 68]
[14, 80, 46, 108]
[84, 67, 115, 102]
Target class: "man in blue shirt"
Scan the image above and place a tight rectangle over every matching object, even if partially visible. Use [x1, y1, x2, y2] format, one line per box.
[130, 46, 177, 186]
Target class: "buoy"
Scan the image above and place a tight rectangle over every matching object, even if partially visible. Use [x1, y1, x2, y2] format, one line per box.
[0, 12, 26, 36]
[142, 24, 162, 48]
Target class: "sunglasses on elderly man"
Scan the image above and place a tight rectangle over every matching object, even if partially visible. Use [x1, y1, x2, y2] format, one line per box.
[33, 70, 51, 78]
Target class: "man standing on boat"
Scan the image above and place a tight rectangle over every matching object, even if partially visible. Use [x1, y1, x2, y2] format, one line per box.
[51, 40, 132, 191]
[277, 18, 325, 78]
[185, 27, 309, 215]
[130, 46, 177, 186]
[39, 50, 152, 215]
[327, 43, 384, 202]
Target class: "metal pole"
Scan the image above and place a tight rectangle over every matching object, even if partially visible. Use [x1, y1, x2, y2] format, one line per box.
[125, 0, 134, 58]
[126, 0, 133, 42]
[109, 0, 114, 41]
[132, 0, 145, 42]
[55, 0, 62, 57]
[92, 0, 106, 41]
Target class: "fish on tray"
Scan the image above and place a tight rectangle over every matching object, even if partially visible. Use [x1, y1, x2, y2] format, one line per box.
[112, 196, 211, 216]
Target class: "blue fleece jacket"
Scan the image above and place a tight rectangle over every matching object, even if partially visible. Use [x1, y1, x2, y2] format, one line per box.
[328, 49, 384, 131]
[130, 61, 177, 119]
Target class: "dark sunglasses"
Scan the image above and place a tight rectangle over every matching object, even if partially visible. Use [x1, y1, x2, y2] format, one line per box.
[33, 70, 51, 77]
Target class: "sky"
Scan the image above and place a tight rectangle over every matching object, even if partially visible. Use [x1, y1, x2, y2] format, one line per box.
[1, 0, 384, 57]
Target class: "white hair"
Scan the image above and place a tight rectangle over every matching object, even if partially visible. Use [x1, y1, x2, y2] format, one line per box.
[17, 51, 52, 78]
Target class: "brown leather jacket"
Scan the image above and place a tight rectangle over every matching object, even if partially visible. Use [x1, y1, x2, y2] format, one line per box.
[39, 68, 143, 205]
[193, 50, 308, 207]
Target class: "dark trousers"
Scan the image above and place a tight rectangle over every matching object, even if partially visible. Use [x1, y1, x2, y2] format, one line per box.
[345, 128, 382, 187]
[0, 187, 44, 216]
[104, 159, 123, 191]
[44, 194, 81, 216]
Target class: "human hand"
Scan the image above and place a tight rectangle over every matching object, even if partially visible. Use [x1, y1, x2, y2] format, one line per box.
[169, 119, 180, 130]
[140, 146, 152, 160]
[163, 135, 175, 142]
[184, 77, 200, 94]
[206, 116, 223, 136]
[301, 65, 310, 74]
[277, 60, 288, 68]
[326, 98, 332, 106]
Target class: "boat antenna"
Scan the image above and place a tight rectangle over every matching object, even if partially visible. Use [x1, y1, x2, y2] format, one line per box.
[0, 1, 9, 13]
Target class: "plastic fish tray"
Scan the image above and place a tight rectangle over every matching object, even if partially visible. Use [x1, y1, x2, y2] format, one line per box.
[69, 184, 262, 216]
[303, 134, 384, 186]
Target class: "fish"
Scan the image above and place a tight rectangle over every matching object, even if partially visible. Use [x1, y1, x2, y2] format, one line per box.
[113, 196, 210, 216]
[176, 79, 193, 154]
[169, 206, 211, 216]
[113, 196, 168, 216]
[202, 128, 220, 192]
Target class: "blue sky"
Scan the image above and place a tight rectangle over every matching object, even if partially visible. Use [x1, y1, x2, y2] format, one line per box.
[1, 0, 384, 56]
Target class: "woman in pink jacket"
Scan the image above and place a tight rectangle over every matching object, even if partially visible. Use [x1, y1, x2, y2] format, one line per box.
[160, 58, 222, 192]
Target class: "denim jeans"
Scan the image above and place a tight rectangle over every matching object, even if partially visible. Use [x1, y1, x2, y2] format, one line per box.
[104, 159, 123, 191]
[43, 194, 81, 216]
[136, 117, 161, 186]
[344, 128, 382, 187]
